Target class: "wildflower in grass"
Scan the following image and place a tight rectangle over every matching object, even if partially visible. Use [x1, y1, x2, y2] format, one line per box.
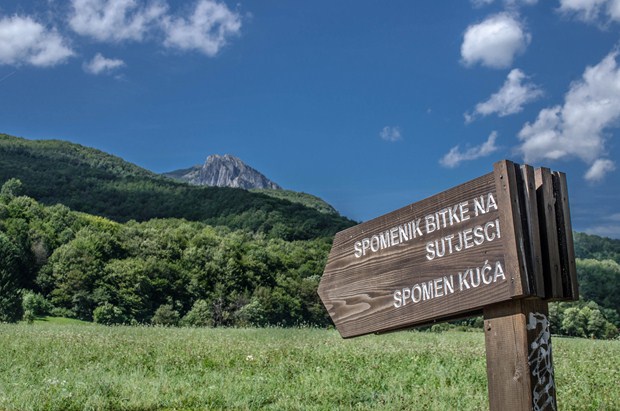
[44, 378, 67, 386]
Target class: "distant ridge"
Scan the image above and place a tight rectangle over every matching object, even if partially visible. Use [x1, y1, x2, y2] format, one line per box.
[0, 133, 355, 239]
[164, 154, 281, 190]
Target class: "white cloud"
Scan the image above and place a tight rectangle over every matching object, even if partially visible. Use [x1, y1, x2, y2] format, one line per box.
[585, 158, 615, 182]
[379, 126, 402, 142]
[471, 0, 495, 7]
[0, 15, 73, 67]
[586, 212, 620, 238]
[466, 68, 542, 122]
[162, 0, 241, 56]
[518, 50, 620, 181]
[440, 131, 499, 168]
[584, 224, 620, 238]
[461, 13, 530, 69]
[559, 0, 620, 24]
[611, 0, 620, 20]
[69, 0, 167, 42]
[83, 53, 125, 74]
[2, 0, 243, 70]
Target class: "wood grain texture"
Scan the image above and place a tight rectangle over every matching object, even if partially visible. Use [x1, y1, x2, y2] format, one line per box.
[319, 160, 534, 338]
[535, 168, 563, 300]
[535, 167, 579, 301]
[493, 160, 527, 297]
[519, 164, 545, 298]
[553, 172, 579, 301]
[484, 298, 556, 411]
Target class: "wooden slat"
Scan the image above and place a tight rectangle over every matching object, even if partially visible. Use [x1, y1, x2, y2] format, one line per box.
[484, 298, 557, 411]
[519, 164, 545, 298]
[553, 172, 579, 300]
[493, 160, 527, 297]
[535, 168, 563, 300]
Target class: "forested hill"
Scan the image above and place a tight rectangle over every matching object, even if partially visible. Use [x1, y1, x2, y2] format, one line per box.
[0, 134, 355, 240]
[574, 232, 620, 263]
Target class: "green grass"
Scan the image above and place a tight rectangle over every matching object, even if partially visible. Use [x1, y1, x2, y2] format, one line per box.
[0, 324, 618, 410]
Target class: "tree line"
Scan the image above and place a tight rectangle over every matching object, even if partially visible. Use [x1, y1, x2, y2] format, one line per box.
[1, 178, 619, 338]
[1, 179, 331, 327]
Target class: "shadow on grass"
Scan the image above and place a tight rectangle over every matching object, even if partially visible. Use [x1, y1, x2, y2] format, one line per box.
[33, 316, 92, 325]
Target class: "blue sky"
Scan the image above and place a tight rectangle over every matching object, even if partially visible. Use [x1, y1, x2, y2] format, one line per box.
[1, 1, 620, 238]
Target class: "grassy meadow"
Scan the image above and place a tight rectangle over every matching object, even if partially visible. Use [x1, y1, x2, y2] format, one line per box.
[0, 322, 618, 410]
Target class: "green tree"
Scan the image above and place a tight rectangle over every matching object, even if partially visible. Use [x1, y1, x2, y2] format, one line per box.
[208, 282, 233, 327]
[93, 303, 127, 325]
[559, 302, 618, 339]
[577, 258, 620, 315]
[102, 258, 154, 323]
[152, 304, 180, 326]
[22, 291, 53, 316]
[0, 178, 23, 200]
[561, 306, 587, 337]
[235, 298, 266, 327]
[574, 232, 620, 263]
[253, 286, 302, 326]
[584, 306, 608, 339]
[2, 214, 37, 290]
[0, 232, 22, 322]
[180, 299, 213, 327]
[46, 227, 123, 319]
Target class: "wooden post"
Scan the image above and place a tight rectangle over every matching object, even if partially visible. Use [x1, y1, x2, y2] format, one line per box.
[484, 298, 557, 411]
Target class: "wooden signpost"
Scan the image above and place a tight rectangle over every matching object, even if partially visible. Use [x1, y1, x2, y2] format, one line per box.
[318, 160, 578, 411]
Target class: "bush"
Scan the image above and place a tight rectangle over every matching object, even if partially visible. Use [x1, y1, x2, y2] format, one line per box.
[22, 309, 35, 324]
[559, 301, 619, 339]
[181, 300, 213, 327]
[93, 303, 127, 325]
[235, 299, 266, 327]
[22, 291, 53, 316]
[152, 304, 180, 326]
[431, 323, 451, 333]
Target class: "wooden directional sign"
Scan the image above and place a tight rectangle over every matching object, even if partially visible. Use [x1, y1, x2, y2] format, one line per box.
[318, 160, 549, 338]
[319, 159, 579, 410]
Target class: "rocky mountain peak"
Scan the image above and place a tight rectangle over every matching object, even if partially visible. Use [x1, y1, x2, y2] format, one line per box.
[164, 154, 282, 190]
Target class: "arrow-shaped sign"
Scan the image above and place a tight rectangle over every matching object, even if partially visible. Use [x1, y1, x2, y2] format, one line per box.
[318, 160, 548, 338]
